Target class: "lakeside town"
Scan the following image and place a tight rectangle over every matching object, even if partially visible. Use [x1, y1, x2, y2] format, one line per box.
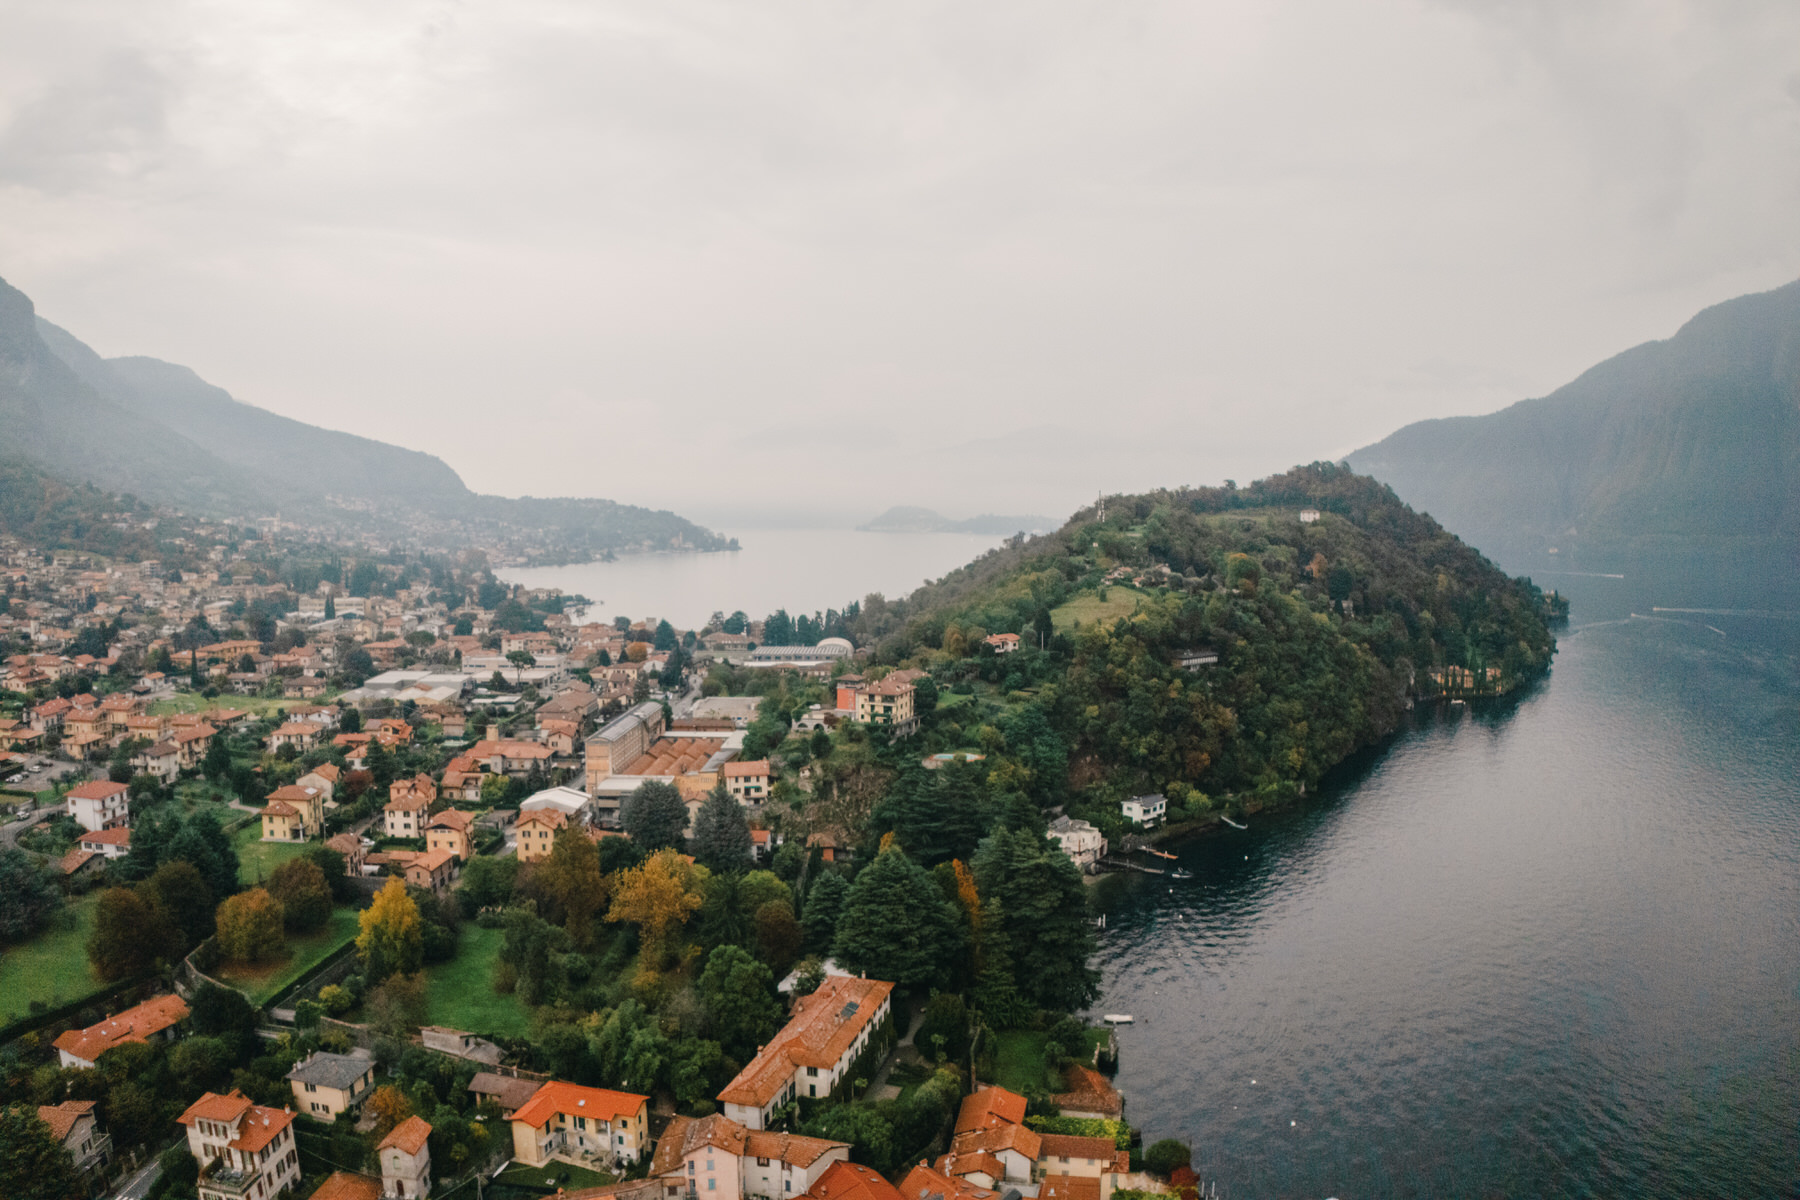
[0, 528, 1196, 1200]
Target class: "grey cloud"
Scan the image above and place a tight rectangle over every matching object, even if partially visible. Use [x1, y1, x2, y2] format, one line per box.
[0, 51, 174, 191]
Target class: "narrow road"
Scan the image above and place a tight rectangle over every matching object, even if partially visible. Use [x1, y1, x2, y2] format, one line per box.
[110, 1155, 160, 1200]
[0, 806, 51, 850]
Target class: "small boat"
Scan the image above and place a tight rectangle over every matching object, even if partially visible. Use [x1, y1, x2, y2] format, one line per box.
[1221, 815, 1247, 830]
[1102, 1014, 1135, 1024]
[1170, 868, 1194, 880]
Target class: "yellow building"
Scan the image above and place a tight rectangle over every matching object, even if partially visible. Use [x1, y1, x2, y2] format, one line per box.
[509, 1081, 649, 1169]
[286, 1050, 377, 1120]
[854, 676, 918, 737]
[514, 809, 565, 863]
[261, 783, 327, 842]
[424, 808, 477, 861]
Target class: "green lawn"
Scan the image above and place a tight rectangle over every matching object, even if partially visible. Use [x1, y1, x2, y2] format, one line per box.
[991, 1027, 1115, 1094]
[150, 692, 332, 717]
[234, 821, 313, 887]
[0, 894, 106, 1024]
[214, 907, 360, 1005]
[421, 924, 530, 1038]
[495, 1162, 615, 1191]
[1050, 588, 1146, 632]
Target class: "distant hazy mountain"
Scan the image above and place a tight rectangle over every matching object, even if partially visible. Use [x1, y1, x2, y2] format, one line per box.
[1347, 279, 1799, 599]
[0, 273, 730, 559]
[859, 506, 1060, 535]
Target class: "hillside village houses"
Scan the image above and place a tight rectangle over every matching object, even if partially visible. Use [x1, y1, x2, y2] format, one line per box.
[178, 1090, 301, 1200]
[508, 1081, 651, 1170]
[717, 975, 895, 1130]
[53, 994, 190, 1070]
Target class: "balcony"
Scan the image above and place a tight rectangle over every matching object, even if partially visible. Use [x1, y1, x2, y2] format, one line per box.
[197, 1164, 263, 1198]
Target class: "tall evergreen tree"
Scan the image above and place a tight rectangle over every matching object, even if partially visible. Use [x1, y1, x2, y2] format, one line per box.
[690, 786, 752, 872]
[621, 780, 689, 852]
[832, 846, 962, 988]
[801, 872, 848, 955]
[972, 827, 1099, 1012]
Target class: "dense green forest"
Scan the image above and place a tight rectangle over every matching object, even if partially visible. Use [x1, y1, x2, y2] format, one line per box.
[807, 463, 1558, 832]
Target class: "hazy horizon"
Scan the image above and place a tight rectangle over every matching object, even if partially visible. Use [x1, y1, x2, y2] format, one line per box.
[4, 1, 1798, 527]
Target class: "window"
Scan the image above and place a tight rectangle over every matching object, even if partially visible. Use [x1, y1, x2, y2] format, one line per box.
[708, 1182, 716, 1192]
[758, 1158, 770, 1167]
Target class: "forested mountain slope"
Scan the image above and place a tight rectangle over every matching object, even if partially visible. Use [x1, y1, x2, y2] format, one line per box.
[839, 464, 1557, 818]
[0, 272, 730, 559]
[1346, 279, 1800, 595]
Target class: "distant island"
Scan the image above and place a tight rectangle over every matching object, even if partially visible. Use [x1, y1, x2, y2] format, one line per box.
[859, 505, 1060, 535]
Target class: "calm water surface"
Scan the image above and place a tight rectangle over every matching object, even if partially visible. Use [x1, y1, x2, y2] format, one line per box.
[1094, 593, 1800, 1198]
[500, 529, 1005, 628]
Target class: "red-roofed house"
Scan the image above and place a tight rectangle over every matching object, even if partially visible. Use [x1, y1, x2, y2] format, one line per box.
[76, 826, 131, 860]
[935, 1087, 1038, 1188]
[54, 994, 190, 1069]
[651, 1113, 850, 1200]
[378, 1115, 433, 1197]
[899, 1163, 999, 1200]
[802, 1160, 907, 1200]
[66, 780, 129, 833]
[718, 975, 895, 1129]
[37, 1100, 111, 1180]
[510, 1081, 651, 1169]
[1034, 1135, 1126, 1200]
[723, 760, 771, 805]
[262, 783, 327, 842]
[178, 1090, 300, 1200]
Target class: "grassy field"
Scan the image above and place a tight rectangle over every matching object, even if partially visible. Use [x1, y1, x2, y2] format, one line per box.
[213, 907, 360, 1005]
[234, 821, 312, 887]
[422, 924, 530, 1038]
[494, 1162, 614, 1191]
[149, 692, 318, 718]
[1050, 588, 1146, 632]
[0, 894, 105, 1024]
[990, 1027, 1115, 1094]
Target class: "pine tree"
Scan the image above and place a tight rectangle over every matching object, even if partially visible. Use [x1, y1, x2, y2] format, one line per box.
[832, 845, 962, 987]
[690, 786, 752, 872]
[801, 871, 848, 955]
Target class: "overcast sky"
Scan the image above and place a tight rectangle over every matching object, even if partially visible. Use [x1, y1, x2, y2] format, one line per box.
[2, 0, 1797, 530]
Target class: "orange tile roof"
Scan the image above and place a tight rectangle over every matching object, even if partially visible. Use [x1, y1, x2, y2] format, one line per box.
[723, 760, 770, 778]
[511, 1081, 648, 1130]
[650, 1114, 696, 1177]
[378, 1115, 433, 1156]
[178, 1090, 254, 1126]
[1039, 1178, 1101, 1200]
[622, 737, 725, 777]
[66, 780, 128, 801]
[1049, 1065, 1123, 1118]
[78, 827, 131, 847]
[53, 994, 190, 1063]
[804, 1160, 906, 1200]
[933, 1152, 1007, 1184]
[37, 1100, 95, 1142]
[1035, 1134, 1117, 1162]
[426, 808, 476, 832]
[262, 801, 301, 819]
[515, 808, 567, 831]
[955, 1086, 1026, 1133]
[717, 975, 894, 1108]
[900, 1163, 999, 1200]
[744, 1129, 850, 1167]
[309, 1172, 382, 1200]
[266, 784, 324, 804]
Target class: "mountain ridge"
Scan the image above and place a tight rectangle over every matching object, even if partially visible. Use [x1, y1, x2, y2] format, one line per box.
[859, 505, 1059, 535]
[1346, 278, 1800, 600]
[0, 273, 732, 560]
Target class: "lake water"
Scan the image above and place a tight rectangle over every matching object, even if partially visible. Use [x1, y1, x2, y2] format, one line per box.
[1092, 582, 1800, 1198]
[509, 539, 1798, 1196]
[499, 529, 1006, 629]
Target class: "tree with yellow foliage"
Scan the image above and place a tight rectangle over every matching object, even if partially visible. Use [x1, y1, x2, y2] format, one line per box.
[606, 849, 704, 969]
[357, 877, 423, 982]
[366, 1085, 413, 1139]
